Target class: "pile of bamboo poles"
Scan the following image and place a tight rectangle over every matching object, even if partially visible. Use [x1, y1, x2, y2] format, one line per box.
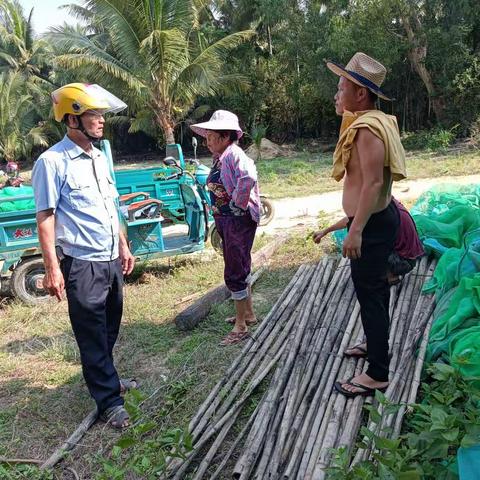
[167, 255, 436, 479]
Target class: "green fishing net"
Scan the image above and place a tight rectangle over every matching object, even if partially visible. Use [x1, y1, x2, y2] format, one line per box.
[411, 184, 480, 298]
[415, 184, 480, 380]
[426, 274, 480, 362]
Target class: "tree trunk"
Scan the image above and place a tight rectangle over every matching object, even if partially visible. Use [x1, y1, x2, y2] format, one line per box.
[154, 109, 176, 144]
[402, 14, 445, 123]
[165, 125, 175, 145]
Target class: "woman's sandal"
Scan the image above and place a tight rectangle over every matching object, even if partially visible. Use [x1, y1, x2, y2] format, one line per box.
[225, 316, 258, 326]
[99, 405, 130, 429]
[120, 378, 139, 395]
[219, 330, 249, 346]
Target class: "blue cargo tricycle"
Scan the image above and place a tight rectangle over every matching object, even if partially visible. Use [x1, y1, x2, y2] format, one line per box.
[0, 142, 207, 304]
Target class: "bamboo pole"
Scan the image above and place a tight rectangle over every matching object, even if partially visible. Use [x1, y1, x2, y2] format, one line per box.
[309, 357, 358, 480]
[284, 286, 356, 478]
[208, 404, 261, 480]
[285, 286, 357, 479]
[190, 408, 241, 480]
[188, 264, 315, 441]
[40, 408, 98, 470]
[171, 256, 437, 479]
[273, 278, 356, 472]
[232, 262, 342, 478]
[232, 260, 328, 480]
[170, 263, 323, 479]
[392, 302, 435, 439]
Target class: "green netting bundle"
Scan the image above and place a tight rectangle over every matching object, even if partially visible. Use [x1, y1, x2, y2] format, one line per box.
[423, 228, 480, 298]
[411, 184, 480, 299]
[411, 183, 480, 216]
[0, 185, 35, 212]
[426, 273, 480, 363]
[411, 184, 480, 256]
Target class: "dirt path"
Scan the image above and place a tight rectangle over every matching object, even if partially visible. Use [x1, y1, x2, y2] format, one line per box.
[261, 174, 480, 234]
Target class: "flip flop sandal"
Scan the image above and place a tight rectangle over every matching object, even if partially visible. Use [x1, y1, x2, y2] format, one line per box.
[334, 378, 388, 398]
[219, 331, 250, 346]
[99, 405, 130, 429]
[120, 378, 139, 394]
[344, 343, 368, 358]
[225, 317, 258, 326]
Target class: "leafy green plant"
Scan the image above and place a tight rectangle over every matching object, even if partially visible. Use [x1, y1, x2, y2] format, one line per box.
[0, 464, 53, 480]
[250, 124, 267, 160]
[327, 363, 480, 479]
[97, 381, 194, 480]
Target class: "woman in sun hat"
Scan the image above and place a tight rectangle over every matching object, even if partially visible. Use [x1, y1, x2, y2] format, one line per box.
[191, 110, 261, 346]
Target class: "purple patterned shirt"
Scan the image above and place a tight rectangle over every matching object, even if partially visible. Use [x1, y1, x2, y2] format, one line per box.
[212, 143, 261, 224]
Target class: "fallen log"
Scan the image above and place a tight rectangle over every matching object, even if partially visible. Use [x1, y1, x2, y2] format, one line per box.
[175, 234, 289, 331]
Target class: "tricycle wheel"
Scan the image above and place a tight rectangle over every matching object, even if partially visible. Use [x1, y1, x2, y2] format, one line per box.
[209, 225, 223, 255]
[11, 257, 50, 305]
[259, 197, 275, 226]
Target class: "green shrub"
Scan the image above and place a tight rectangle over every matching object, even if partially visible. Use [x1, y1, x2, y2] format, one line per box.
[402, 127, 458, 152]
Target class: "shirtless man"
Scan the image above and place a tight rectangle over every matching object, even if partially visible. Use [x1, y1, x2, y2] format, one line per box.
[322, 53, 406, 397]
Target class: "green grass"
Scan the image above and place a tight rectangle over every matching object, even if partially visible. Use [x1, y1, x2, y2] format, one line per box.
[0, 231, 330, 479]
[257, 148, 480, 199]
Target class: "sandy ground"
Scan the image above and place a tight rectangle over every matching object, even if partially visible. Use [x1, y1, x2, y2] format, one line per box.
[261, 174, 480, 234]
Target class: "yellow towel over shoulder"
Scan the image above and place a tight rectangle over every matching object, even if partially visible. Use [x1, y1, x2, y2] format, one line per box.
[332, 110, 407, 182]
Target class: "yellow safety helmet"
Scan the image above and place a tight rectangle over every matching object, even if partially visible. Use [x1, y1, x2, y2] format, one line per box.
[51, 83, 127, 122]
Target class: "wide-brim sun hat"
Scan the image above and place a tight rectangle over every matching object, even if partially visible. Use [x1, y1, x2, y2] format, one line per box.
[326, 52, 393, 101]
[191, 110, 243, 139]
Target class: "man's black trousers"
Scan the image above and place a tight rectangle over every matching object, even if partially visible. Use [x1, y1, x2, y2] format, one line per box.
[61, 256, 124, 413]
[348, 201, 400, 382]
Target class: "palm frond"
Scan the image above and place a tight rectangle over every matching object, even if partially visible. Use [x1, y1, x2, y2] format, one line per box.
[140, 28, 190, 75]
[59, 3, 96, 24]
[83, 0, 143, 69]
[55, 53, 145, 93]
[172, 29, 254, 104]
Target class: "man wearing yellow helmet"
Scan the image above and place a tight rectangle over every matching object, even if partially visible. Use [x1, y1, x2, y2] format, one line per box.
[32, 83, 135, 429]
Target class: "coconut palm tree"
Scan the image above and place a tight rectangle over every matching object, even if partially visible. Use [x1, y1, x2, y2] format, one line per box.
[0, 0, 54, 85]
[0, 72, 49, 163]
[49, 0, 254, 144]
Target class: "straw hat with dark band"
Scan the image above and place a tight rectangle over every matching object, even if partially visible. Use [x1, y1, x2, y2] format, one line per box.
[326, 52, 392, 101]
